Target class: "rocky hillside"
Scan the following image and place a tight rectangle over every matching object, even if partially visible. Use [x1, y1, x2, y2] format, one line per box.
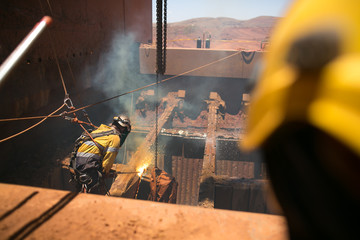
[153, 16, 280, 50]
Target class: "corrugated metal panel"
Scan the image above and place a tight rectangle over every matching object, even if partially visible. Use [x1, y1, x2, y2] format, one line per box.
[214, 179, 281, 214]
[215, 160, 255, 178]
[172, 156, 203, 206]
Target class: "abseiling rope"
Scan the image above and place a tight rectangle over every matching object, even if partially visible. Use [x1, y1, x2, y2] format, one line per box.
[0, 103, 66, 143]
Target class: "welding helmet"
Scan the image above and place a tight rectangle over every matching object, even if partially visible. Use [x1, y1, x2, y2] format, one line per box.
[241, 0, 360, 157]
[113, 115, 131, 133]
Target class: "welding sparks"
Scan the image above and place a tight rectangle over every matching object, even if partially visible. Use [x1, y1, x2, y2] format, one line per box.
[128, 146, 154, 177]
[136, 163, 148, 177]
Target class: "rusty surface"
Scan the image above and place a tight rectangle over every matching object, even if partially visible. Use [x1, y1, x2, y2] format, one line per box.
[202, 92, 225, 176]
[141, 91, 185, 148]
[214, 179, 282, 214]
[133, 90, 185, 131]
[124, 0, 152, 44]
[129, 90, 263, 209]
[172, 110, 209, 128]
[172, 156, 203, 206]
[0, 0, 152, 118]
[133, 90, 246, 141]
[108, 164, 140, 198]
[147, 168, 177, 203]
[216, 160, 254, 178]
[131, 89, 257, 193]
[0, 183, 288, 240]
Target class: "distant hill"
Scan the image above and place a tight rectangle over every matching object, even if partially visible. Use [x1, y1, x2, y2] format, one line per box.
[153, 16, 280, 50]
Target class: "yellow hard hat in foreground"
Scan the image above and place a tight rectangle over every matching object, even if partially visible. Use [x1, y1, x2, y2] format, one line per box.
[242, 0, 360, 157]
[241, 0, 360, 238]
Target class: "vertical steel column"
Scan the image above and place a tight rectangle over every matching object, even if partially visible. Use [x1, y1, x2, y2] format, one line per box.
[202, 92, 225, 176]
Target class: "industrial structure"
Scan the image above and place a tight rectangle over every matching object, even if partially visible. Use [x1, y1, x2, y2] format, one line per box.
[0, 0, 286, 238]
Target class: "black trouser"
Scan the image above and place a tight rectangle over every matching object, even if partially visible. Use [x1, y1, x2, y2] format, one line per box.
[76, 168, 105, 194]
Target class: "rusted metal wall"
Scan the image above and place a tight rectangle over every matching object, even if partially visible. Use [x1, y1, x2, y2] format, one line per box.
[215, 160, 255, 178]
[214, 179, 282, 215]
[0, 0, 152, 118]
[0, 0, 152, 181]
[172, 156, 203, 206]
[216, 140, 264, 179]
[124, 0, 152, 44]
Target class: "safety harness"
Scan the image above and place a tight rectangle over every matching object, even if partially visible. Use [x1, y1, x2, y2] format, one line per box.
[68, 128, 119, 193]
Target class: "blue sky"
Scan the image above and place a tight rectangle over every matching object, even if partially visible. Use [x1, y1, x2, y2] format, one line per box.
[153, 0, 294, 23]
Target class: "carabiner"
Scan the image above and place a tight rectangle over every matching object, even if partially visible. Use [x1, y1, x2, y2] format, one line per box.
[64, 94, 74, 110]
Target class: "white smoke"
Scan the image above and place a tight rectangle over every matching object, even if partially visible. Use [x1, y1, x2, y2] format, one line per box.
[91, 32, 154, 119]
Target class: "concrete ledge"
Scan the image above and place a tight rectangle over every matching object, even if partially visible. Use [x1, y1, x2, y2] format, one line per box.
[0, 183, 288, 239]
[139, 46, 263, 79]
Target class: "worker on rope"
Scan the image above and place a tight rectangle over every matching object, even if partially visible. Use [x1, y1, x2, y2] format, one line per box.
[241, 0, 360, 239]
[70, 114, 131, 194]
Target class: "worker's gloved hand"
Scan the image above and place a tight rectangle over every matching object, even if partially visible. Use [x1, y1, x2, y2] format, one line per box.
[104, 169, 117, 178]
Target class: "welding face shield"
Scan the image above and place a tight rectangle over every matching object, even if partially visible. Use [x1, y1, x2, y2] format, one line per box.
[240, 0, 360, 238]
[113, 115, 131, 134]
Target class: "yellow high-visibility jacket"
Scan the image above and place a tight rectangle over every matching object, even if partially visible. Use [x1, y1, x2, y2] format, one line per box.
[76, 124, 121, 174]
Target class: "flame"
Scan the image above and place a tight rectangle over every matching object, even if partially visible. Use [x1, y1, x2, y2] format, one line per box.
[136, 163, 149, 177]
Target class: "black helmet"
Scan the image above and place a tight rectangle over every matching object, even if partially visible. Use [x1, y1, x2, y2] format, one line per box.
[113, 115, 131, 132]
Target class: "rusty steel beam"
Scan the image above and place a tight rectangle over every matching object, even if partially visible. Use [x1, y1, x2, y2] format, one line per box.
[202, 92, 225, 176]
[141, 90, 186, 150]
